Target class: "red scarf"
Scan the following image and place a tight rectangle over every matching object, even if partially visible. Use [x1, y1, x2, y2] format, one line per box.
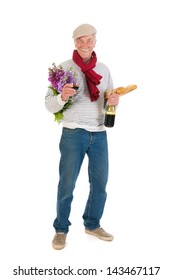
[72, 50, 102, 101]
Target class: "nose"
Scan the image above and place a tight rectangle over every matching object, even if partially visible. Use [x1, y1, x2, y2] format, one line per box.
[80, 41, 88, 48]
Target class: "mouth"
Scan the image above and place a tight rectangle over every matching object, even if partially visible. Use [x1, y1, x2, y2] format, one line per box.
[80, 48, 90, 53]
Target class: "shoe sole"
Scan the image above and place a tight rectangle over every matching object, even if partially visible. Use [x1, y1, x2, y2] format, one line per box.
[52, 242, 66, 250]
[85, 229, 113, 241]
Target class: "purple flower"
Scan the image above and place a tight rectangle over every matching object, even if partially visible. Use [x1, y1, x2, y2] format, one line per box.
[48, 63, 78, 93]
[47, 63, 79, 123]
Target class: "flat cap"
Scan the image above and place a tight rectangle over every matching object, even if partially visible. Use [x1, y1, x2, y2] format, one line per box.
[72, 23, 97, 40]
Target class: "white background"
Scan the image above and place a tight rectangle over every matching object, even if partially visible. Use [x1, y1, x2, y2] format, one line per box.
[0, 0, 172, 279]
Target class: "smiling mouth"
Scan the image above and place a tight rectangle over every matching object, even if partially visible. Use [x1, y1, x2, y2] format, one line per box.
[80, 48, 90, 52]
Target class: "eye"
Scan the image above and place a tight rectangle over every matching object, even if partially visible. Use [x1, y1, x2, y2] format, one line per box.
[77, 39, 82, 44]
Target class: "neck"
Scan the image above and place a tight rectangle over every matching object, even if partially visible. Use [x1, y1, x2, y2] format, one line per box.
[83, 57, 92, 64]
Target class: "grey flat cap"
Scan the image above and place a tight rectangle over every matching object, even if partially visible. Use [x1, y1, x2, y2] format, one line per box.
[72, 23, 97, 40]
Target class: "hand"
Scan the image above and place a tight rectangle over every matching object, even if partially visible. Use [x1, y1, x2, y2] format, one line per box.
[61, 83, 77, 101]
[107, 93, 119, 106]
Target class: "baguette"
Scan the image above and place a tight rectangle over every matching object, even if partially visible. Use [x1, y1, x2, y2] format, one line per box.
[105, 84, 137, 98]
[114, 84, 137, 95]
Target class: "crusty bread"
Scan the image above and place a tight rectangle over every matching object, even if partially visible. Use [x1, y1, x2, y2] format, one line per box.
[105, 85, 137, 98]
[114, 84, 137, 95]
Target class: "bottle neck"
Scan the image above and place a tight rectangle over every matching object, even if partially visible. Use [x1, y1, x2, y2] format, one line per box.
[106, 105, 116, 115]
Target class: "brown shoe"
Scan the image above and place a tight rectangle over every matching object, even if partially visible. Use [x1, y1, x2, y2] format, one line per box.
[85, 227, 114, 241]
[52, 232, 67, 250]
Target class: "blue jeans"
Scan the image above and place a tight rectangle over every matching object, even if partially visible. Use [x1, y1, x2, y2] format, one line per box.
[53, 128, 109, 233]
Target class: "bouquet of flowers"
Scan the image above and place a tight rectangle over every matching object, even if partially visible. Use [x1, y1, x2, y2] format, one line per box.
[48, 63, 78, 123]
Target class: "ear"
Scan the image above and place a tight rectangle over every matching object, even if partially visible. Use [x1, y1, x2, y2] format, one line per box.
[93, 40, 97, 48]
[74, 40, 77, 48]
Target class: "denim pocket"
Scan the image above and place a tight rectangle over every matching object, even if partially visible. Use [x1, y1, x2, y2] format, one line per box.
[63, 127, 80, 136]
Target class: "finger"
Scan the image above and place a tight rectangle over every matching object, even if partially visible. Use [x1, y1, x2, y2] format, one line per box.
[63, 87, 76, 95]
[63, 83, 73, 88]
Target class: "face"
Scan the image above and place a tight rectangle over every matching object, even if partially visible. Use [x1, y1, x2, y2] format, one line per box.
[74, 35, 96, 63]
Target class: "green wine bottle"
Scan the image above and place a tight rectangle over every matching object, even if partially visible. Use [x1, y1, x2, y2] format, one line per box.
[104, 105, 116, 127]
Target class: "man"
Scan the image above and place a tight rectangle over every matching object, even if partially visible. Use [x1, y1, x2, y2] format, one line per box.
[45, 23, 119, 250]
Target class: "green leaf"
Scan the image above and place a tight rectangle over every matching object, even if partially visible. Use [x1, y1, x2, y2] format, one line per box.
[53, 112, 64, 123]
[48, 86, 59, 96]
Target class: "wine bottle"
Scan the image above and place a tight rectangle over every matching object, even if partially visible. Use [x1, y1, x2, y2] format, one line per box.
[104, 105, 116, 127]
